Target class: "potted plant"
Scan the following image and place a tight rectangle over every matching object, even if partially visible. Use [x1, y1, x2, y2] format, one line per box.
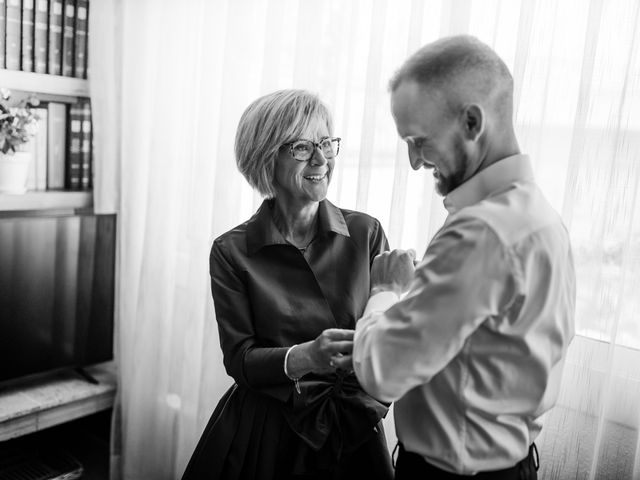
[0, 88, 41, 194]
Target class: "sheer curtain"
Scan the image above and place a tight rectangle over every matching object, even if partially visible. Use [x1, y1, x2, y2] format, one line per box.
[89, 0, 640, 478]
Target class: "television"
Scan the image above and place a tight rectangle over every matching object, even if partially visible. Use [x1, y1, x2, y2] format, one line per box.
[0, 212, 116, 384]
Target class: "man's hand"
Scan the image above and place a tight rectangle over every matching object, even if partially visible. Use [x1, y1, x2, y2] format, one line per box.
[370, 249, 416, 296]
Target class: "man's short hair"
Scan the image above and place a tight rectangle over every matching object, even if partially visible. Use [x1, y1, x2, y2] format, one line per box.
[235, 89, 333, 198]
[389, 35, 514, 117]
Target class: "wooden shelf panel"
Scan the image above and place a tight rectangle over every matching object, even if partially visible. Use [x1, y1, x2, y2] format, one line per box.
[0, 363, 117, 442]
[0, 191, 93, 211]
[0, 70, 89, 99]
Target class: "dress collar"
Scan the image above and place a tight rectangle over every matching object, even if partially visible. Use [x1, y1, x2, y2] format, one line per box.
[246, 198, 350, 255]
[443, 154, 535, 214]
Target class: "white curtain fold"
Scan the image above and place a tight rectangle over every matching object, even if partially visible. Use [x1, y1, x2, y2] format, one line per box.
[89, 1, 640, 478]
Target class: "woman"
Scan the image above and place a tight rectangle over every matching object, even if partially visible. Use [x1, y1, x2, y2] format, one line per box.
[182, 90, 393, 479]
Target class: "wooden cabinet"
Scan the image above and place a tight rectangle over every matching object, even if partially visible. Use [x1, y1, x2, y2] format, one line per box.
[0, 363, 116, 443]
[0, 71, 115, 479]
[0, 364, 116, 479]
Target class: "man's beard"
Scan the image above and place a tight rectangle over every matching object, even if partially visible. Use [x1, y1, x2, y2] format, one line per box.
[434, 139, 468, 196]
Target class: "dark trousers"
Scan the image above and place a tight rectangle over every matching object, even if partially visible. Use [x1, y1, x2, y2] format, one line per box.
[395, 443, 538, 480]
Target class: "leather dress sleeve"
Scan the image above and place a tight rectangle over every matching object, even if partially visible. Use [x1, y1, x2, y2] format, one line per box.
[369, 219, 390, 265]
[210, 240, 291, 402]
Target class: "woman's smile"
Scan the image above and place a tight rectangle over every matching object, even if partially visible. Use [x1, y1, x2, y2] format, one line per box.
[303, 172, 328, 183]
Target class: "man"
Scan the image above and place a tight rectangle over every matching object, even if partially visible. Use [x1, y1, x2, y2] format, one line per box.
[349, 35, 576, 479]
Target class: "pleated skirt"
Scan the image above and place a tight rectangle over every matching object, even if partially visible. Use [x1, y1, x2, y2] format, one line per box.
[181, 384, 393, 480]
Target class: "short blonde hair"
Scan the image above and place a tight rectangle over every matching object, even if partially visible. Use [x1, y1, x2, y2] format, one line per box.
[235, 89, 333, 198]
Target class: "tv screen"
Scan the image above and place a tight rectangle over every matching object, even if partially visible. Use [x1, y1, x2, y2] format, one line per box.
[0, 213, 115, 383]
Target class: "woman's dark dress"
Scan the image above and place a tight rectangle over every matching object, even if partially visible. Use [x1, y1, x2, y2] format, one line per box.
[182, 199, 393, 479]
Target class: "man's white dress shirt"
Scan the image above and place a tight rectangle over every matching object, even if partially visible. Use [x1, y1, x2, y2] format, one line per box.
[353, 154, 576, 475]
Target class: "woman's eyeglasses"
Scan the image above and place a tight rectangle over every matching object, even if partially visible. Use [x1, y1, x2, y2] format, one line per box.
[282, 137, 341, 162]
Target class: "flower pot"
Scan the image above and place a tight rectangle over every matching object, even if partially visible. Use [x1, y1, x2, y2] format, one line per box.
[0, 151, 32, 194]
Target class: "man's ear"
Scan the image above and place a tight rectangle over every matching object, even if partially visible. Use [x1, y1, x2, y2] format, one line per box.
[462, 104, 484, 142]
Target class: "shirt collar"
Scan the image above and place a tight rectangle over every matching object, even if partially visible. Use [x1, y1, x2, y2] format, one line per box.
[443, 154, 535, 214]
[246, 198, 350, 255]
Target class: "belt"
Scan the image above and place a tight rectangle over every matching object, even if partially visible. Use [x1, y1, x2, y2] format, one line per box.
[393, 442, 539, 479]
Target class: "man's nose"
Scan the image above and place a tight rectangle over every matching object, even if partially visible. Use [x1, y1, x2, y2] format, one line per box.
[408, 146, 423, 171]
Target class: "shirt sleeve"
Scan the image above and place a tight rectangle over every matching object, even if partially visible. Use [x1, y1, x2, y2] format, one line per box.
[210, 240, 291, 400]
[353, 216, 520, 403]
[369, 219, 390, 266]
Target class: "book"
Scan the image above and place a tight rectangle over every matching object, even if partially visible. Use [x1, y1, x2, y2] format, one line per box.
[48, 0, 64, 75]
[61, 0, 76, 76]
[80, 100, 92, 189]
[84, 0, 89, 77]
[25, 107, 48, 190]
[66, 102, 82, 190]
[0, 0, 6, 68]
[5, 0, 22, 70]
[73, 0, 87, 78]
[21, 0, 35, 72]
[34, 0, 48, 73]
[47, 102, 67, 189]
[26, 151, 37, 190]
[33, 107, 48, 190]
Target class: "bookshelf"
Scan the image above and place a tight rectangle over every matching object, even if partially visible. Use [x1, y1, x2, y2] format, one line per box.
[0, 70, 89, 100]
[1, 3, 107, 476]
[0, 68, 93, 207]
[0, 190, 92, 211]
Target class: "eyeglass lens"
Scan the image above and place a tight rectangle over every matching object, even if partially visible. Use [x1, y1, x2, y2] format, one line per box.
[291, 138, 339, 161]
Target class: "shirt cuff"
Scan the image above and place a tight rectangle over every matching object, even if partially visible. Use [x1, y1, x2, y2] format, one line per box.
[363, 291, 400, 317]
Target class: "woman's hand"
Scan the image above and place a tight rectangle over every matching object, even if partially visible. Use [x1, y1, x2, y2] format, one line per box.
[287, 328, 354, 378]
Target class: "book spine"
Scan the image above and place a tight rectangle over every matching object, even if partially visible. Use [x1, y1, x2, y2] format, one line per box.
[24, 108, 47, 190]
[61, 0, 75, 76]
[21, 0, 35, 71]
[0, 0, 6, 68]
[73, 0, 87, 78]
[66, 102, 82, 190]
[47, 102, 67, 189]
[47, 0, 63, 75]
[33, 0, 48, 73]
[5, 0, 21, 70]
[34, 107, 48, 190]
[80, 99, 91, 189]
[84, 0, 88, 77]
[26, 147, 37, 190]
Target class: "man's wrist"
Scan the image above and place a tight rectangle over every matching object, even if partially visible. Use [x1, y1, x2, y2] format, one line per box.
[362, 289, 400, 318]
[370, 283, 402, 296]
